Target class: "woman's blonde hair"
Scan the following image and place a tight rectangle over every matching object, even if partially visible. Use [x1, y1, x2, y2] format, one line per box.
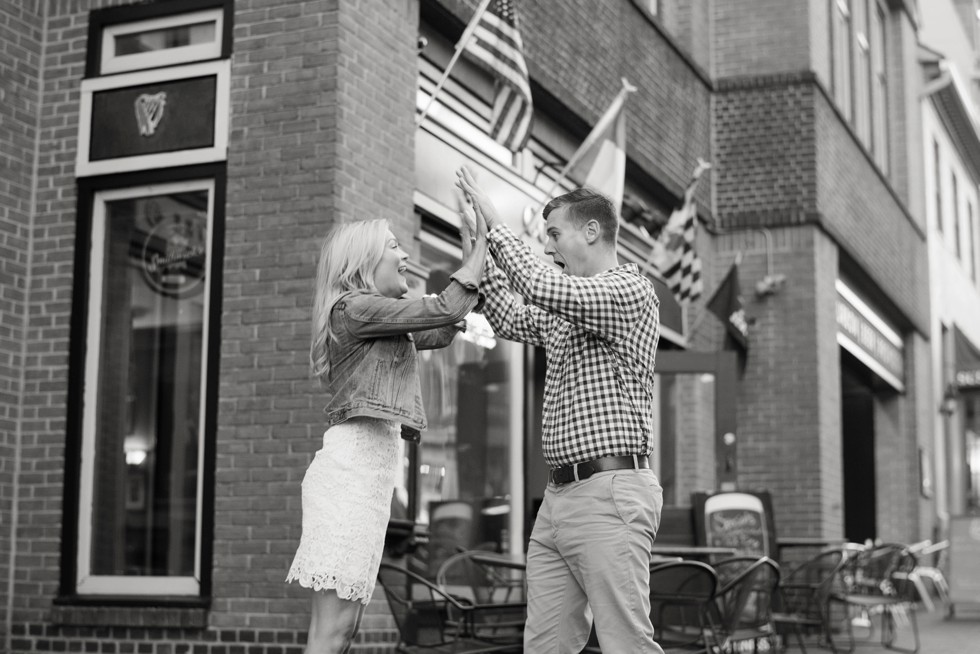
[310, 218, 389, 380]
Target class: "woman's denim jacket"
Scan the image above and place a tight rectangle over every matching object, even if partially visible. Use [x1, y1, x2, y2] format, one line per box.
[322, 269, 481, 431]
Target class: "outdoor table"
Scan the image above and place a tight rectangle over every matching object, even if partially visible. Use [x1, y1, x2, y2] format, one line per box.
[649, 545, 738, 562]
[468, 550, 527, 570]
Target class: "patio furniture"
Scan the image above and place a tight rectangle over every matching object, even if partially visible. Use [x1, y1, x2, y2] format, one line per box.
[704, 556, 781, 653]
[771, 547, 847, 653]
[649, 560, 720, 652]
[377, 562, 525, 653]
[827, 544, 920, 653]
[435, 550, 526, 640]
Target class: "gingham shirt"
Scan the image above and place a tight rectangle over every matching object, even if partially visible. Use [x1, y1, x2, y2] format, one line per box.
[482, 224, 660, 468]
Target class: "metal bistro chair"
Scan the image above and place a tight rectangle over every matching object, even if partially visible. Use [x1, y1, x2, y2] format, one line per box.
[377, 562, 524, 653]
[649, 560, 720, 653]
[436, 551, 526, 641]
[704, 556, 781, 654]
[771, 548, 847, 654]
[827, 544, 921, 654]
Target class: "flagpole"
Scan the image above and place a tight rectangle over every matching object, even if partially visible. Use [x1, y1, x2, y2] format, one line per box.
[416, 0, 493, 128]
[535, 77, 636, 207]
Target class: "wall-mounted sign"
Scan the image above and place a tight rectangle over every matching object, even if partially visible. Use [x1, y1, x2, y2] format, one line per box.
[954, 326, 980, 389]
[134, 92, 167, 137]
[90, 77, 214, 160]
[835, 280, 904, 391]
[76, 59, 229, 177]
[140, 212, 207, 298]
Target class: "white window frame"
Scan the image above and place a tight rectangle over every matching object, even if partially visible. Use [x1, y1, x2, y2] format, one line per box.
[100, 8, 224, 75]
[76, 179, 215, 596]
[870, 0, 888, 173]
[833, 0, 853, 121]
[76, 59, 230, 177]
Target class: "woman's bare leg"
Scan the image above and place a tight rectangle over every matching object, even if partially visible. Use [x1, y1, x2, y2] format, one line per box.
[305, 589, 366, 654]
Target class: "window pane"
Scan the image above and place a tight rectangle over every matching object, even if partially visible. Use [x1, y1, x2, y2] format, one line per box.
[89, 189, 208, 578]
[414, 238, 517, 577]
[114, 22, 216, 56]
[657, 372, 715, 507]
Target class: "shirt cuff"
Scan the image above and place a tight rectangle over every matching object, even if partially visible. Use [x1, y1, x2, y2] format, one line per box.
[449, 267, 481, 290]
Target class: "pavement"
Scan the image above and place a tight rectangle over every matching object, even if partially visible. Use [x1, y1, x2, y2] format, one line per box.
[780, 603, 980, 653]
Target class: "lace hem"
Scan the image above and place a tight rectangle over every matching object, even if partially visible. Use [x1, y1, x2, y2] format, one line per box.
[285, 568, 374, 604]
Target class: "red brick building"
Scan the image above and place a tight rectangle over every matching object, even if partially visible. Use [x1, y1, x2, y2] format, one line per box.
[0, 0, 936, 652]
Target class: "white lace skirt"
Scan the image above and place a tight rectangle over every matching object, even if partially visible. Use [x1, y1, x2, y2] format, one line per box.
[286, 417, 399, 604]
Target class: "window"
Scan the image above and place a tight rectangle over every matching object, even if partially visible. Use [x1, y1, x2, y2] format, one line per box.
[871, 1, 888, 172]
[954, 172, 962, 259]
[853, 0, 871, 144]
[407, 225, 524, 571]
[935, 140, 943, 233]
[969, 201, 977, 282]
[73, 176, 221, 596]
[833, 0, 853, 121]
[99, 8, 224, 74]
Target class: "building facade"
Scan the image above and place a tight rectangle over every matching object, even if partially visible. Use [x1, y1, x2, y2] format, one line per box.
[918, 0, 980, 545]
[0, 0, 947, 652]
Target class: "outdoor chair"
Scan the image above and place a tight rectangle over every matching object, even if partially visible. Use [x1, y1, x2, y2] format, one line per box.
[906, 540, 950, 614]
[703, 556, 781, 653]
[377, 562, 525, 653]
[827, 544, 920, 654]
[579, 560, 718, 653]
[649, 560, 720, 652]
[435, 551, 526, 639]
[771, 547, 847, 654]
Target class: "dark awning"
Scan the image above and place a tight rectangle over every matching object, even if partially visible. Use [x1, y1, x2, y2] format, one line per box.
[955, 326, 980, 389]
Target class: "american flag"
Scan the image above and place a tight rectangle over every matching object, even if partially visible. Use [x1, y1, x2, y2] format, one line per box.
[462, 0, 533, 152]
[658, 198, 703, 303]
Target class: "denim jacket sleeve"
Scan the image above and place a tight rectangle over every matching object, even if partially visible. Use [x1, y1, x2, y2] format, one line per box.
[411, 323, 464, 350]
[340, 271, 480, 339]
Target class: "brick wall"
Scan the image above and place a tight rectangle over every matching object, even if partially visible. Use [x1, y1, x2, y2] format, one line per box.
[708, 227, 845, 538]
[438, 0, 712, 202]
[215, 0, 418, 643]
[5, 0, 415, 651]
[711, 0, 812, 79]
[0, 0, 44, 645]
[812, 86, 929, 334]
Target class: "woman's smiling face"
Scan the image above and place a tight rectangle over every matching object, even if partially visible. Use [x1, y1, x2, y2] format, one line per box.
[373, 229, 410, 298]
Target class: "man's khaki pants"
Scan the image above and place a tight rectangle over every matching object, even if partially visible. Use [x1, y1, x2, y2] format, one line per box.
[523, 468, 665, 653]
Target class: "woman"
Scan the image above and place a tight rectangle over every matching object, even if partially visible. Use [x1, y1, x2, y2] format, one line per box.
[286, 214, 487, 654]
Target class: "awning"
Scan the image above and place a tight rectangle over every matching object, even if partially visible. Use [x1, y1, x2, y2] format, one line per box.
[955, 326, 980, 389]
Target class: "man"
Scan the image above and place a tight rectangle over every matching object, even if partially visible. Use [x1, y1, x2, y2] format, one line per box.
[456, 167, 665, 653]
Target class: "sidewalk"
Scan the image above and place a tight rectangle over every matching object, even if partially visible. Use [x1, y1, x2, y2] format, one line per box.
[782, 604, 980, 653]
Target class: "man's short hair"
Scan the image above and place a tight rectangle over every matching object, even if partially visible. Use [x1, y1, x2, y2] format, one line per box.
[543, 188, 618, 244]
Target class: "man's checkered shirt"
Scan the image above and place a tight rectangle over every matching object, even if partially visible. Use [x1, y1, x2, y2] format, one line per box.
[482, 225, 660, 468]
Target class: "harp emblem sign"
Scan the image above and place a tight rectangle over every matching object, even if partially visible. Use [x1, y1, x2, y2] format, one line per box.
[134, 92, 167, 136]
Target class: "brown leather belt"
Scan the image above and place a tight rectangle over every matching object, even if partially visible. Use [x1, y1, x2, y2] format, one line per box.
[550, 454, 650, 485]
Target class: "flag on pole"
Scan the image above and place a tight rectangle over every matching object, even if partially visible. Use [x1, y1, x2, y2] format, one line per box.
[461, 0, 533, 152]
[706, 262, 749, 354]
[654, 193, 703, 303]
[546, 81, 634, 213]
[647, 159, 710, 304]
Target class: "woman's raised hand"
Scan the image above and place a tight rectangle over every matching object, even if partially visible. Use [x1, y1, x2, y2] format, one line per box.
[455, 166, 499, 232]
[457, 191, 480, 260]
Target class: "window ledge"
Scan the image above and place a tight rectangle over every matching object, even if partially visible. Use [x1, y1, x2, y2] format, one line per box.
[51, 599, 208, 629]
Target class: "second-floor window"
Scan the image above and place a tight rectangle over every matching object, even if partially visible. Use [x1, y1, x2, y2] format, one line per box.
[833, 0, 853, 121]
[935, 139, 943, 234]
[832, 0, 889, 173]
[953, 172, 963, 259]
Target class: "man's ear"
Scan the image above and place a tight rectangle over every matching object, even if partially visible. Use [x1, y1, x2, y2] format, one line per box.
[584, 219, 601, 244]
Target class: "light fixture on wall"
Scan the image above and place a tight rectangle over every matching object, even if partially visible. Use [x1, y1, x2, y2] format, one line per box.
[754, 228, 787, 298]
[939, 384, 958, 416]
